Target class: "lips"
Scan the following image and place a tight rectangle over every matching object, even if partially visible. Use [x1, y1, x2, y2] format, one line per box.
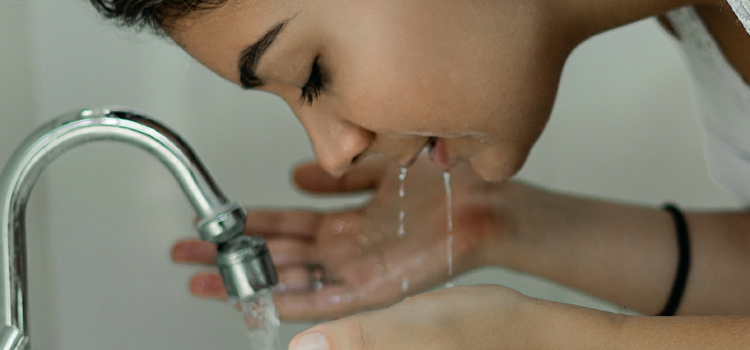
[429, 137, 451, 171]
[401, 137, 450, 170]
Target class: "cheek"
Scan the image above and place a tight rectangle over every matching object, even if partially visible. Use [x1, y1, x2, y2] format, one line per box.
[333, 67, 435, 133]
[331, 42, 511, 137]
[468, 142, 535, 182]
[327, 8, 487, 133]
[334, 50, 486, 135]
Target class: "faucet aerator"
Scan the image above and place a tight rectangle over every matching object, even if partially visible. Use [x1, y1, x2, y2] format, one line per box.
[217, 235, 278, 301]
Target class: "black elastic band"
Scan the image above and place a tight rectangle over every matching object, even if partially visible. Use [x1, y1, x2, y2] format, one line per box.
[658, 203, 691, 316]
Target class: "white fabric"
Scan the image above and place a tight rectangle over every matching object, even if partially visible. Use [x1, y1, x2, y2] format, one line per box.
[727, 0, 750, 35]
[666, 7, 750, 202]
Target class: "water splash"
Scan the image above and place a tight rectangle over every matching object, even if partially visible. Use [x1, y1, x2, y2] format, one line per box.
[443, 172, 454, 278]
[398, 167, 408, 238]
[236, 289, 281, 350]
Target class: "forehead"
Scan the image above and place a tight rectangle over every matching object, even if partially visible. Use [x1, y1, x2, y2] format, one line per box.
[168, 0, 287, 83]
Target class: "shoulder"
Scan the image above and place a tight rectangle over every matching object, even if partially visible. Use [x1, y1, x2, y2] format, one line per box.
[695, 2, 750, 84]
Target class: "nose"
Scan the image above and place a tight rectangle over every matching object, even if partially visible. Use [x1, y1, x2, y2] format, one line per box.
[307, 120, 373, 177]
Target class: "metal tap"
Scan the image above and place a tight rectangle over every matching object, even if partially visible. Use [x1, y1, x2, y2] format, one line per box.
[0, 107, 277, 350]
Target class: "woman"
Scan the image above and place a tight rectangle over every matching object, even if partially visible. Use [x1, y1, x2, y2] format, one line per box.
[94, 0, 750, 348]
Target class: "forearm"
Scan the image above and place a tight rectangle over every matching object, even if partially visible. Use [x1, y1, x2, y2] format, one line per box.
[484, 182, 750, 316]
[533, 297, 750, 349]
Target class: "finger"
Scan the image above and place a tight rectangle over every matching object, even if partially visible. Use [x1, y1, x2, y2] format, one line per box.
[174, 236, 314, 268]
[293, 158, 390, 194]
[190, 273, 227, 299]
[287, 305, 400, 350]
[275, 266, 313, 293]
[189, 271, 360, 319]
[265, 238, 313, 267]
[172, 239, 216, 265]
[245, 210, 322, 239]
[189, 267, 316, 300]
[287, 297, 442, 350]
[274, 286, 359, 321]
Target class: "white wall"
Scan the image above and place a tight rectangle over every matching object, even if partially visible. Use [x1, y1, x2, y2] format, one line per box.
[0, 0, 743, 349]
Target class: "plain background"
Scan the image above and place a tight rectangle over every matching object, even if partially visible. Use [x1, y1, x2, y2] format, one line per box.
[0, 0, 745, 349]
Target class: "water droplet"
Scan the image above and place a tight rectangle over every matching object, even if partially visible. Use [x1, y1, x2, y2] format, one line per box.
[401, 277, 409, 293]
[329, 292, 356, 304]
[332, 220, 346, 234]
[312, 281, 324, 292]
[445, 282, 455, 288]
[356, 234, 370, 246]
[350, 247, 362, 257]
[398, 167, 408, 198]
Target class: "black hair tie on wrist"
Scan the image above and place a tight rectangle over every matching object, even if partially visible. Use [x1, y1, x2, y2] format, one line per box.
[658, 203, 691, 316]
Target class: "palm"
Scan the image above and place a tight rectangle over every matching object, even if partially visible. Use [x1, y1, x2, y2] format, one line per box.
[172, 155, 494, 321]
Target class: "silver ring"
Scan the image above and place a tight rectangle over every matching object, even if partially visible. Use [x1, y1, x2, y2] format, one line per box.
[307, 263, 328, 292]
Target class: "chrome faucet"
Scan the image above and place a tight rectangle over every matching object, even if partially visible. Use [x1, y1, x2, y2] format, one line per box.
[0, 107, 277, 350]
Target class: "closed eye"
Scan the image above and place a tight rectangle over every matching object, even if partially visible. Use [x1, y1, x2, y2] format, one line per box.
[300, 57, 326, 106]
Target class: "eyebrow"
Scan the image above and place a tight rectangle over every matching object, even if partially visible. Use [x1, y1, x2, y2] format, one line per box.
[237, 20, 289, 89]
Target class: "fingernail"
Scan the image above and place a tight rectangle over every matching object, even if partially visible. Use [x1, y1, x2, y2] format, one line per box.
[292, 332, 329, 350]
[191, 276, 207, 291]
[191, 275, 218, 294]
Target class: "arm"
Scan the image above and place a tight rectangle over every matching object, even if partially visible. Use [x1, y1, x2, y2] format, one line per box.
[485, 182, 750, 316]
[557, 0, 722, 41]
[287, 284, 750, 350]
[561, 0, 750, 85]
[540, 297, 750, 349]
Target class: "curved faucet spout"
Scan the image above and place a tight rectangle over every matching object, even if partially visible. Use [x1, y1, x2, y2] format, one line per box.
[0, 107, 275, 349]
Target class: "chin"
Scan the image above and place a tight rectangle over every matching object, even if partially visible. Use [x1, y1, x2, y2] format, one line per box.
[468, 152, 527, 183]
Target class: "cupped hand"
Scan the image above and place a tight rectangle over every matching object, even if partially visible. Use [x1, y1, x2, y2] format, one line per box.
[172, 155, 509, 321]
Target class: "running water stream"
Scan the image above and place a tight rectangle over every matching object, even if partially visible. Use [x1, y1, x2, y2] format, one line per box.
[237, 289, 282, 350]
[397, 169, 455, 292]
[399, 167, 409, 293]
[398, 167, 407, 238]
[444, 172, 454, 288]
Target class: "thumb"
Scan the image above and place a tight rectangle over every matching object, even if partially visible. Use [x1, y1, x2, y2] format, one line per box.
[288, 295, 452, 350]
[288, 316, 374, 350]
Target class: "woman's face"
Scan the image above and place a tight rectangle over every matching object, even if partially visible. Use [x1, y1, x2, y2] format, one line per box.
[170, 0, 567, 181]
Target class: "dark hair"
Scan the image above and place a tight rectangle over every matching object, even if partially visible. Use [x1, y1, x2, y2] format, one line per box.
[89, 0, 228, 34]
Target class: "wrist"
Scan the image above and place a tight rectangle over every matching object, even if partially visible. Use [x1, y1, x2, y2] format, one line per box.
[532, 298, 627, 350]
[477, 182, 573, 268]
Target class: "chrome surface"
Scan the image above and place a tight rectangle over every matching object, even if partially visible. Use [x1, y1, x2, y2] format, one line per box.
[217, 236, 278, 301]
[0, 107, 277, 349]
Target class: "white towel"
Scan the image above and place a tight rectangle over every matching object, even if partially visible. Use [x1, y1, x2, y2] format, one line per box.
[727, 0, 750, 35]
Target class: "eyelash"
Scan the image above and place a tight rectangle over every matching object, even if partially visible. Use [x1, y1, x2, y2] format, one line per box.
[300, 57, 325, 106]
